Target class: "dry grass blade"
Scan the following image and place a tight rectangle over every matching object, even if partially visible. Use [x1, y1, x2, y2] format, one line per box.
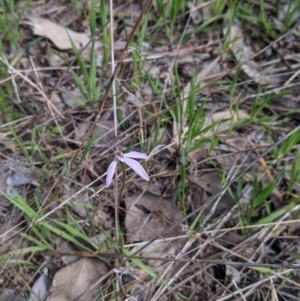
[0, 56, 63, 119]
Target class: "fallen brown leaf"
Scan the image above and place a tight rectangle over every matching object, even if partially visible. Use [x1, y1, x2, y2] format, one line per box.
[46, 258, 107, 301]
[24, 16, 102, 51]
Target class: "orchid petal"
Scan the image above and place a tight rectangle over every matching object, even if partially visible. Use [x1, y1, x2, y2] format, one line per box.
[106, 160, 118, 187]
[124, 157, 150, 181]
[124, 151, 149, 160]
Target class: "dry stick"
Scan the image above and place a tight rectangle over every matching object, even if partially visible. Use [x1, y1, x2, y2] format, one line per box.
[261, 34, 300, 83]
[43, 250, 300, 270]
[68, 0, 152, 172]
[109, 0, 119, 250]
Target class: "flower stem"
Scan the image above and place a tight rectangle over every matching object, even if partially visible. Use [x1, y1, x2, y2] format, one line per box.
[114, 172, 119, 245]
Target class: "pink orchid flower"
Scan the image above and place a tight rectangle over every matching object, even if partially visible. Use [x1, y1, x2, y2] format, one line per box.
[106, 149, 150, 187]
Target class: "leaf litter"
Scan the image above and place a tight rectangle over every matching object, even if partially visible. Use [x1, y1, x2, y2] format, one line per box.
[125, 192, 184, 268]
[23, 16, 98, 51]
[1, 1, 300, 300]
